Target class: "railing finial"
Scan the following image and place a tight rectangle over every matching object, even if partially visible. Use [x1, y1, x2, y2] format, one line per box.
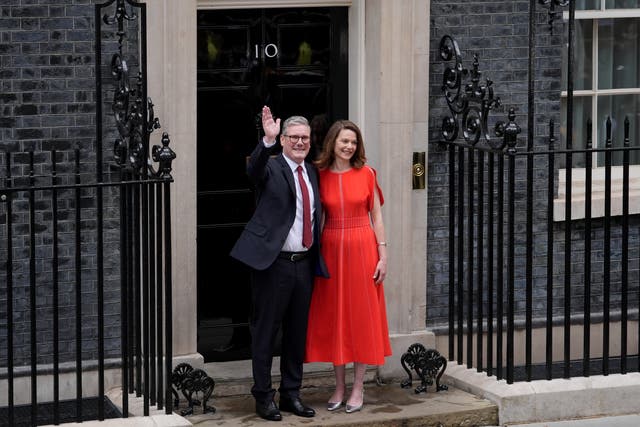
[495, 108, 521, 153]
[153, 133, 176, 180]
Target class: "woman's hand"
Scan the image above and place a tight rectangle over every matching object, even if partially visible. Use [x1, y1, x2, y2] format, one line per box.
[373, 258, 387, 284]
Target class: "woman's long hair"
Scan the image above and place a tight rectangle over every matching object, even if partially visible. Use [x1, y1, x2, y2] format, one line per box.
[315, 120, 367, 170]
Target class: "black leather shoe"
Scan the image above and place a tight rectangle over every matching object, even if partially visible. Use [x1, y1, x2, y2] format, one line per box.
[256, 400, 282, 421]
[279, 396, 315, 418]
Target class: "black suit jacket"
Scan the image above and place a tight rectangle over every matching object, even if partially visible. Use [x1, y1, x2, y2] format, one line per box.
[230, 141, 329, 277]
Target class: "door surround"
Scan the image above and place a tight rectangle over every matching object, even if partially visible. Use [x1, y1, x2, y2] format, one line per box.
[145, 0, 360, 368]
[148, 0, 434, 379]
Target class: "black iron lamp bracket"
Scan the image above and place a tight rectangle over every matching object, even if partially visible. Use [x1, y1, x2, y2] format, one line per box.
[171, 363, 216, 416]
[400, 343, 448, 394]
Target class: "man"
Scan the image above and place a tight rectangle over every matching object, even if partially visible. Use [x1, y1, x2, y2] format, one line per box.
[230, 106, 328, 421]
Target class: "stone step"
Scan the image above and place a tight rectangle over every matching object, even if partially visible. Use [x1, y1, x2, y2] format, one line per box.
[176, 359, 498, 426]
[184, 382, 499, 426]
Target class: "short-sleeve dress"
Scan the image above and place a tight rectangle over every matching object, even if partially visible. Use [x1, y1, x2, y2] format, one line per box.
[305, 166, 392, 366]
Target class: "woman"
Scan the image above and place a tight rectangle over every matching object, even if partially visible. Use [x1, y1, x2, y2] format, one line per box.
[305, 120, 392, 413]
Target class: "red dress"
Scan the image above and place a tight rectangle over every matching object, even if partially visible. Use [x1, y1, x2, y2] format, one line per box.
[305, 166, 392, 366]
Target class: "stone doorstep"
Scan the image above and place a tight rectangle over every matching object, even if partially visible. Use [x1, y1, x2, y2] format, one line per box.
[185, 383, 498, 427]
[183, 360, 498, 426]
[444, 364, 640, 426]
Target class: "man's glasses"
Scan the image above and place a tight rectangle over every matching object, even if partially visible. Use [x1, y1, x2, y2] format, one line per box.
[284, 134, 310, 143]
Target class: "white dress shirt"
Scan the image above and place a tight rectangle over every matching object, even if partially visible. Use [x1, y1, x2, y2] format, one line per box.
[263, 138, 315, 252]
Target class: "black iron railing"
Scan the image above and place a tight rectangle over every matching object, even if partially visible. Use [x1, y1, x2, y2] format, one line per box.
[0, 148, 174, 425]
[94, 0, 176, 419]
[1, 0, 176, 425]
[440, 0, 640, 384]
[444, 118, 640, 384]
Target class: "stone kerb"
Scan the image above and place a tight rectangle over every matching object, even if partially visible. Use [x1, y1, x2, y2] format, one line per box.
[444, 363, 640, 425]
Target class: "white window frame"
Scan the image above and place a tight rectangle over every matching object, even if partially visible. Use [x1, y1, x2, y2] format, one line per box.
[555, 7, 640, 221]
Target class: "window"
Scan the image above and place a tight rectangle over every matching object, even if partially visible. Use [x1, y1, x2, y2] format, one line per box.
[575, 0, 639, 8]
[561, 5, 640, 166]
[555, 4, 640, 220]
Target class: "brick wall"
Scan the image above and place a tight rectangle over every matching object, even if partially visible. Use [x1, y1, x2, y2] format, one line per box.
[427, 0, 640, 327]
[0, 0, 137, 367]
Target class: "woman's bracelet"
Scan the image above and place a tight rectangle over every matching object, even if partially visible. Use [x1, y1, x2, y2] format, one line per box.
[378, 242, 387, 246]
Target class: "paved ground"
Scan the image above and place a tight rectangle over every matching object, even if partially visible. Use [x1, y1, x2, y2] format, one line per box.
[167, 359, 640, 426]
[184, 382, 498, 426]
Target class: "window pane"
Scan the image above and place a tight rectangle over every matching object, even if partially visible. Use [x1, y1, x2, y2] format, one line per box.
[197, 27, 250, 70]
[277, 23, 331, 67]
[598, 18, 640, 89]
[596, 95, 640, 165]
[560, 96, 593, 167]
[563, 20, 593, 90]
[605, 0, 640, 7]
[576, 0, 601, 9]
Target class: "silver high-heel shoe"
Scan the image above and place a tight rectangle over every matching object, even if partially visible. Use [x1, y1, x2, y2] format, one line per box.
[327, 387, 346, 411]
[345, 402, 363, 413]
[326, 401, 343, 411]
[345, 392, 364, 413]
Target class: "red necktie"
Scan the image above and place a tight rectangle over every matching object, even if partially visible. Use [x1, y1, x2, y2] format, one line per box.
[297, 165, 312, 248]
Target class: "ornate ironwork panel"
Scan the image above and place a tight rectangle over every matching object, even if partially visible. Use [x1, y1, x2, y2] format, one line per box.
[400, 344, 448, 394]
[101, 0, 175, 179]
[171, 363, 216, 416]
[439, 35, 521, 151]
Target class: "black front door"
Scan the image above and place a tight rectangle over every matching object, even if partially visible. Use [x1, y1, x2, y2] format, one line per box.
[196, 7, 348, 362]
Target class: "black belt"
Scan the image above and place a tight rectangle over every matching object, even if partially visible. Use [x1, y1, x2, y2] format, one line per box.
[278, 251, 310, 262]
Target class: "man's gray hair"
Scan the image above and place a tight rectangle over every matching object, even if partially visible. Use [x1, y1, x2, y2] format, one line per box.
[281, 115, 310, 135]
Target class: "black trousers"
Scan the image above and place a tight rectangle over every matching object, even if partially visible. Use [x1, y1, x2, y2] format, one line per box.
[249, 256, 314, 403]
